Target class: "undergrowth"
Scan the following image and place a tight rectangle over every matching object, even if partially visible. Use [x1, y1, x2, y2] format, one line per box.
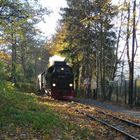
[0, 81, 96, 139]
[0, 81, 62, 137]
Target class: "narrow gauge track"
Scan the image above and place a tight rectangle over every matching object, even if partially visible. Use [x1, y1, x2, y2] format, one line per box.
[72, 102, 140, 140]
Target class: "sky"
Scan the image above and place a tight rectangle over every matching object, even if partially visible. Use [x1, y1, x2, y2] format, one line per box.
[37, 0, 67, 38]
[36, 0, 67, 62]
[37, 0, 125, 38]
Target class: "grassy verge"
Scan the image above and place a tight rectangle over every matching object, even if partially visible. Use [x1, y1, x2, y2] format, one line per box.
[0, 81, 63, 139]
[0, 81, 96, 139]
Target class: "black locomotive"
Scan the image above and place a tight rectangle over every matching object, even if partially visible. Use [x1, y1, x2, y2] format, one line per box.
[37, 61, 75, 100]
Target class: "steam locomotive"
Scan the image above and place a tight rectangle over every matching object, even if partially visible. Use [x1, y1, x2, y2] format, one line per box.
[37, 61, 75, 100]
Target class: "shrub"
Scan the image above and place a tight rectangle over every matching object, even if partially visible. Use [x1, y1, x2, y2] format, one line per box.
[15, 82, 36, 93]
[0, 81, 15, 94]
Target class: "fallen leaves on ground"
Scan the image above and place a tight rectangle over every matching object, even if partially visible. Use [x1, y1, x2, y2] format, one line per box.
[37, 96, 121, 140]
[1, 93, 139, 140]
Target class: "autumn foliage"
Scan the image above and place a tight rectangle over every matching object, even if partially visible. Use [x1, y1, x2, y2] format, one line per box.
[0, 51, 11, 61]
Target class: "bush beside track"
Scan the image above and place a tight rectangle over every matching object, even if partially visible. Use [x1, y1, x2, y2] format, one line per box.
[15, 82, 36, 93]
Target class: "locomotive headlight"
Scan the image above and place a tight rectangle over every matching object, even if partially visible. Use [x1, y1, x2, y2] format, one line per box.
[69, 83, 73, 87]
[52, 83, 56, 87]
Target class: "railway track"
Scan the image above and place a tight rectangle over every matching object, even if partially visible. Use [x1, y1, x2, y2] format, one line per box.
[71, 102, 140, 140]
[40, 96, 140, 139]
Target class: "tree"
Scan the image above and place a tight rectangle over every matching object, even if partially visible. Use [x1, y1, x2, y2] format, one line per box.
[113, 0, 139, 106]
[127, 0, 137, 107]
[0, 0, 49, 82]
[48, 0, 117, 98]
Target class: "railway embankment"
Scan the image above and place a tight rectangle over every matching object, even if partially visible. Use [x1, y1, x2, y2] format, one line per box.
[0, 81, 103, 139]
[0, 82, 140, 140]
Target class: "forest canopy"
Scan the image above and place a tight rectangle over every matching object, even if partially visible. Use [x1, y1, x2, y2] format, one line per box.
[0, 0, 50, 82]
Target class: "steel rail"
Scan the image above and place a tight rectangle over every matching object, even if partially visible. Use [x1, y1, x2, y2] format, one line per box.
[94, 108, 140, 127]
[74, 101, 140, 127]
[76, 109, 139, 140]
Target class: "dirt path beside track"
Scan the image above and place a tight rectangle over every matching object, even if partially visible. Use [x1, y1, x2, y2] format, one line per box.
[74, 98, 140, 119]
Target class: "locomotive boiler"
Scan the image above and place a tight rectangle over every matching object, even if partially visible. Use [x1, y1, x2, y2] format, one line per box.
[37, 61, 75, 100]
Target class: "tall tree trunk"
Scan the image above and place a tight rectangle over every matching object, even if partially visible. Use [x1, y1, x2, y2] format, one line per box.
[129, 0, 136, 107]
[20, 44, 27, 79]
[112, 7, 124, 80]
[126, 1, 131, 105]
[100, 18, 106, 100]
[11, 35, 17, 83]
